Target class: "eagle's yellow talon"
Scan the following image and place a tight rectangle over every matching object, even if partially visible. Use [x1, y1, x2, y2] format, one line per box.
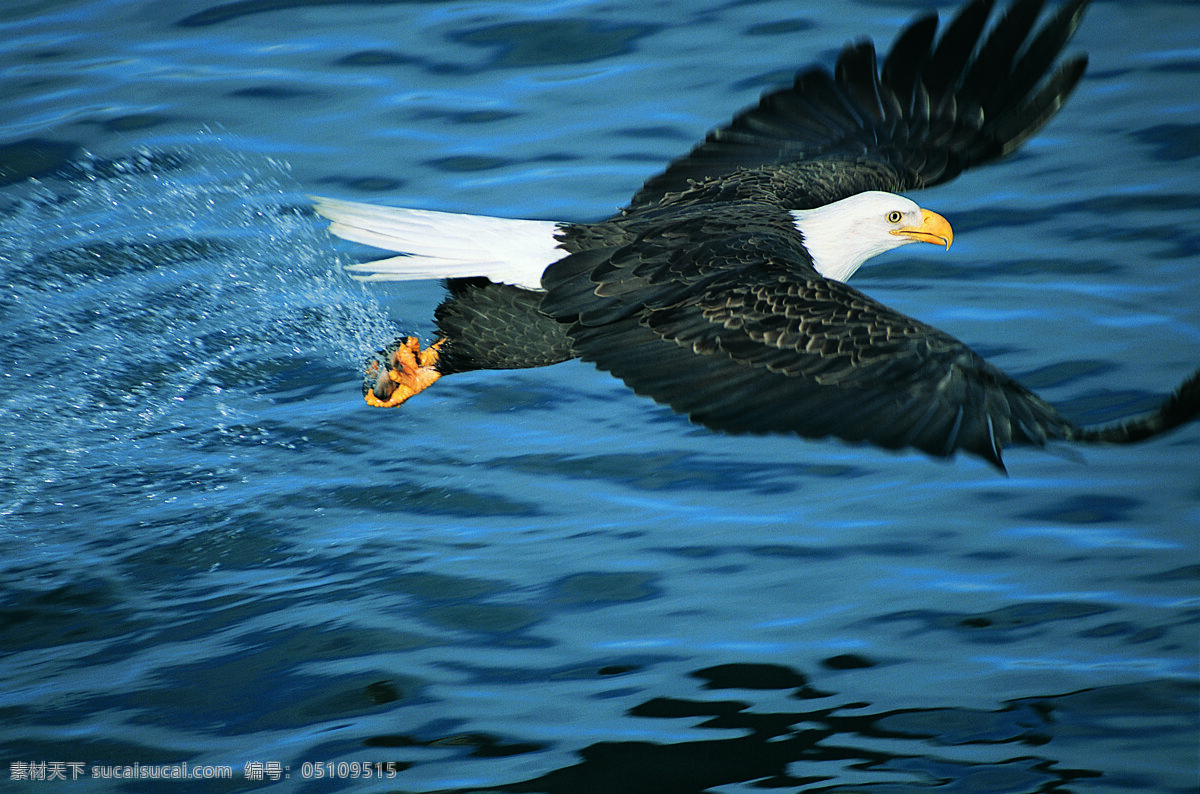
[362, 337, 444, 407]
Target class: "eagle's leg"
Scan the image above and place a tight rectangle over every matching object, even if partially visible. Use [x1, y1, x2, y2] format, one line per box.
[363, 337, 444, 407]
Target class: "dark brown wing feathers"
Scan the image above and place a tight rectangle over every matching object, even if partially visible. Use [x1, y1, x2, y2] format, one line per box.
[628, 0, 1088, 209]
[545, 230, 1074, 468]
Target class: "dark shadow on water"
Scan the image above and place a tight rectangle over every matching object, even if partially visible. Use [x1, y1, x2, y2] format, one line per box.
[448, 19, 662, 68]
[490, 451, 866, 495]
[177, 0, 419, 28]
[0, 138, 82, 186]
[351, 661, 1200, 794]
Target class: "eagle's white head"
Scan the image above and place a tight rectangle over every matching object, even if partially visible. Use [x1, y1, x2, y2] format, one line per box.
[791, 191, 953, 282]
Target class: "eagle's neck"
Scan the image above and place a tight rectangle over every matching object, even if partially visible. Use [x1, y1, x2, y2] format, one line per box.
[789, 206, 873, 282]
[790, 192, 917, 282]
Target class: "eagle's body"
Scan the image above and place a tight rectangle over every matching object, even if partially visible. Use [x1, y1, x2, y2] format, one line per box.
[314, 0, 1199, 469]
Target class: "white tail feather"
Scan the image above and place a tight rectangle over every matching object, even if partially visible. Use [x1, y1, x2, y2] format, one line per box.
[311, 196, 565, 290]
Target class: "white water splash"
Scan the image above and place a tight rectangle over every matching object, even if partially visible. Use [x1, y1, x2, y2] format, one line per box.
[0, 140, 396, 523]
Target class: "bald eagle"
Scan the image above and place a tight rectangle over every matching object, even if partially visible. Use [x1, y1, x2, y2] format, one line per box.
[314, 0, 1199, 470]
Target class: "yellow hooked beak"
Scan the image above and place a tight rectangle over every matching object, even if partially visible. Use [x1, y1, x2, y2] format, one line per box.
[891, 208, 953, 250]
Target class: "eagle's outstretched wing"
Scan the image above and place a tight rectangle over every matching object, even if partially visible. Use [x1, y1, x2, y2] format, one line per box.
[628, 0, 1089, 210]
[542, 223, 1072, 470]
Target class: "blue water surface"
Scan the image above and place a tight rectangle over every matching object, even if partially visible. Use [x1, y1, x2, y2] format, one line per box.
[1, 0, 1198, 792]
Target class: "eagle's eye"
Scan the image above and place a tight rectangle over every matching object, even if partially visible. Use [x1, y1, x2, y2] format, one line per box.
[887, 210, 903, 224]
